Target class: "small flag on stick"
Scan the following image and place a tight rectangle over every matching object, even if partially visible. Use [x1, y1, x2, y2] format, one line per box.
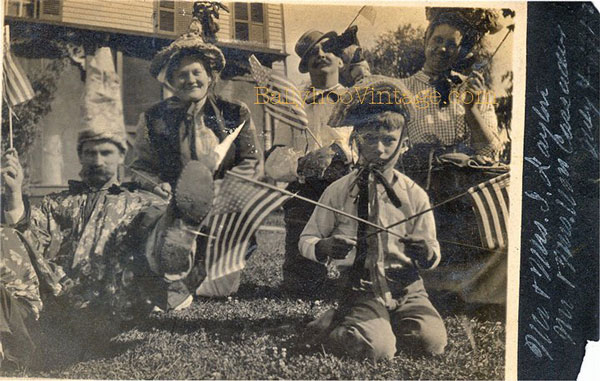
[204, 172, 290, 280]
[467, 173, 510, 250]
[249, 55, 322, 147]
[3, 26, 34, 107]
[358, 6, 377, 25]
[249, 55, 309, 130]
[3, 25, 35, 148]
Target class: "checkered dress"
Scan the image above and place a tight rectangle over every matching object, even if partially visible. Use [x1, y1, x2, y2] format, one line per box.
[401, 71, 500, 158]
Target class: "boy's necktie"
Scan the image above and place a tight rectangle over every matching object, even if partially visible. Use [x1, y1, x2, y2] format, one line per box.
[351, 168, 394, 307]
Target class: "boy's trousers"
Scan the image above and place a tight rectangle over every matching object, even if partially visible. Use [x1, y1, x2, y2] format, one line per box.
[310, 269, 447, 361]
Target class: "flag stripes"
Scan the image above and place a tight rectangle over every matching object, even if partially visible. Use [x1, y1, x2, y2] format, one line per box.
[264, 103, 308, 129]
[359, 5, 377, 25]
[3, 41, 35, 107]
[467, 173, 510, 250]
[249, 55, 309, 131]
[205, 173, 290, 280]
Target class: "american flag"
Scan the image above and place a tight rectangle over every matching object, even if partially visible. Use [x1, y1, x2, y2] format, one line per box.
[358, 6, 377, 25]
[248, 55, 308, 130]
[204, 172, 290, 280]
[467, 173, 510, 250]
[3, 26, 35, 107]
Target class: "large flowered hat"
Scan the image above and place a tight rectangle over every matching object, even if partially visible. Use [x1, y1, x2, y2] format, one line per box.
[150, 20, 226, 84]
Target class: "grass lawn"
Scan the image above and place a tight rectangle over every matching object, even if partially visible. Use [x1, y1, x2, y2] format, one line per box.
[3, 227, 505, 379]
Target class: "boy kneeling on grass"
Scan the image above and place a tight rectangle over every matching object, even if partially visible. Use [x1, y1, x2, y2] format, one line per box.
[298, 77, 447, 361]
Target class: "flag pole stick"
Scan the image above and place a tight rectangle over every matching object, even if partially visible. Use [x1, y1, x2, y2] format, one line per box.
[366, 189, 471, 239]
[345, 5, 365, 30]
[365, 172, 509, 240]
[226, 171, 403, 239]
[305, 127, 322, 148]
[489, 27, 514, 62]
[124, 165, 172, 195]
[460, 27, 514, 85]
[8, 107, 14, 149]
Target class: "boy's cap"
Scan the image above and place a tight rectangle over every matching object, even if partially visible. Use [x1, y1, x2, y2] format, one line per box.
[328, 75, 416, 127]
[296, 29, 338, 73]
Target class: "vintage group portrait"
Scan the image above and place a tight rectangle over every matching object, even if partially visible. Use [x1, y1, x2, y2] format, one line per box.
[1, 0, 596, 379]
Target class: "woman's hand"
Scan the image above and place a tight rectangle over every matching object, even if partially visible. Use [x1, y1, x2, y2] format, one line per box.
[463, 71, 486, 112]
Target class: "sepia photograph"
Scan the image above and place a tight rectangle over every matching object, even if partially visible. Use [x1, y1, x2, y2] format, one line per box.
[0, 0, 552, 379]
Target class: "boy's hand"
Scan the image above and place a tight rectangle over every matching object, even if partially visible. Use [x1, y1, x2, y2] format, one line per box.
[399, 235, 435, 267]
[315, 235, 356, 262]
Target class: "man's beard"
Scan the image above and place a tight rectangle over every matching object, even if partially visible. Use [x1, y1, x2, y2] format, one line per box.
[80, 166, 115, 188]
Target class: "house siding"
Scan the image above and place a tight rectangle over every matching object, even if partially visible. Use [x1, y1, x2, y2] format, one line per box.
[61, 0, 155, 34]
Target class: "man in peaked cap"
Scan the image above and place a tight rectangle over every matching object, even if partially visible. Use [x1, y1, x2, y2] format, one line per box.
[265, 29, 357, 297]
[0, 47, 203, 364]
[298, 77, 447, 361]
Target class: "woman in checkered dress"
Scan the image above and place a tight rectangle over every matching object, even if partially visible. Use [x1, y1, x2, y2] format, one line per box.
[397, 11, 506, 269]
[398, 12, 504, 182]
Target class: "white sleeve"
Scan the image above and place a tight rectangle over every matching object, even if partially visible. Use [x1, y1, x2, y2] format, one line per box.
[410, 188, 441, 270]
[298, 187, 338, 263]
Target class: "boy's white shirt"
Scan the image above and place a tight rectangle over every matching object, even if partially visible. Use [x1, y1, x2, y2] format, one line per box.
[299, 168, 441, 270]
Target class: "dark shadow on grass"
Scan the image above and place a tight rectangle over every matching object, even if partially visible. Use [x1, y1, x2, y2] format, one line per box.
[23, 317, 146, 375]
[136, 313, 311, 339]
[233, 281, 339, 304]
[428, 290, 506, 323]
[22, 335, 144, 376]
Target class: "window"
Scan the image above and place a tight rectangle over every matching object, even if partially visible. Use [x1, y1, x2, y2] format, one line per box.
[157, 1, 193, 36]
[5, 0, 37, 18]
[40, 0, 60, 17]
[5, 0, 60, 20]
[157, 1, 175, 33]
[233, 2, 267, 44]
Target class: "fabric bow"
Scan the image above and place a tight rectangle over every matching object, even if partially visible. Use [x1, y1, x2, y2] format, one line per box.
[353, 164, 402, 209]
[429, 71, 462, 108]
[68, 181, 137, 195]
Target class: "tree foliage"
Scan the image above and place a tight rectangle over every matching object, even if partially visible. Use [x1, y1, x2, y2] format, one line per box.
[364, 24, 426, 79]
[2, 45, 70, 184]
[364, 15, 515, 163]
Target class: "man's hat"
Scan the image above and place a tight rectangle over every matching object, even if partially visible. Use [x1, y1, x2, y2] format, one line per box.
[296, 29, 338, 73]
[78, 47, 127, 154]
[328, 75, 416, 128]
[150, 31, 226, 83]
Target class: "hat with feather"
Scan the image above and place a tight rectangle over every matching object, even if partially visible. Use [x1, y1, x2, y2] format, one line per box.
[150, 17, 226, 87]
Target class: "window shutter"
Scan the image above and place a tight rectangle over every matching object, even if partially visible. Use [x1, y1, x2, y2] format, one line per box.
[159, 9, 175, 32]
[40, 0, 61, 19]
[232, 2, 267, 45]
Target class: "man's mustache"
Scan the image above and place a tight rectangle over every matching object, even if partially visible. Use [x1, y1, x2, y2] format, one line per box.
[311, 57, 332, 68]
[80, 165, 114, 178]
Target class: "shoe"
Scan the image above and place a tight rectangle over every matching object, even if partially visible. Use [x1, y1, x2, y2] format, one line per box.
[151, 294, 194, 312]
